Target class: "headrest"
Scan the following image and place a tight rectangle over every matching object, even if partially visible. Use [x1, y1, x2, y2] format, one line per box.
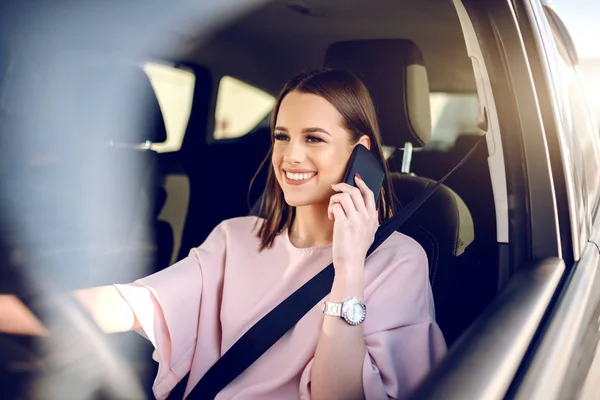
[77, 63, 167, 145]
[324, 39, 431, 148]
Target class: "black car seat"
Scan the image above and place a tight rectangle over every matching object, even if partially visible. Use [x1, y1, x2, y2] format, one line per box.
[324, 39, 490, 345]
[410, 134, 497, 276]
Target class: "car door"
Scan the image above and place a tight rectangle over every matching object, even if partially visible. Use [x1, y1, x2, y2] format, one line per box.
[496, 1, 600, 399]
[410, 0, 597, 398]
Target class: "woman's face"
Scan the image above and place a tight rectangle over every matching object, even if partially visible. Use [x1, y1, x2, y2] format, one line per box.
[272, 91, 369, 208]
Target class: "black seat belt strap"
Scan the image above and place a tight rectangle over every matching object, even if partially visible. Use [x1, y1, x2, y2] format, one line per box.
[173, 139, 482, 400]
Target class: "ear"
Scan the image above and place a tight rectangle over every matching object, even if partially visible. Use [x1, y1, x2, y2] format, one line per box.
[357, 135, 371, 150]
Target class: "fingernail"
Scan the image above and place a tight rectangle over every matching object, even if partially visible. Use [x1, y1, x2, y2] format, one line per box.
[355, 173, 362, 180]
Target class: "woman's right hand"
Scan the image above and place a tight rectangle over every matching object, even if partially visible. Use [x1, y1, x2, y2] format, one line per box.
[0, 286, 138, 336]
[0, 295, 48, 335]
[73, 286, 139, 333]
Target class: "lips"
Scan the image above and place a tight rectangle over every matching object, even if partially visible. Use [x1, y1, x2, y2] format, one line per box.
[283, 170, 316, 186]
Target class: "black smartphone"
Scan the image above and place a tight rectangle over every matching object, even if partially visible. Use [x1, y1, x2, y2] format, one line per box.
[342, 144, 385, 203]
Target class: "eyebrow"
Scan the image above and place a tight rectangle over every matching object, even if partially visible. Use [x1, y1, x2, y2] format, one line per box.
[274, 126, 332, 136]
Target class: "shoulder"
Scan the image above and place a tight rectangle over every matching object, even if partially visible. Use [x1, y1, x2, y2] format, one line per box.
[365, 231, 429, 298]
[365, 232, 434, 323]
[199, 216, 264, 251]
[188, 216, 263, 257]
[375, 231, 428, 268]
[217, 216, 263, 240]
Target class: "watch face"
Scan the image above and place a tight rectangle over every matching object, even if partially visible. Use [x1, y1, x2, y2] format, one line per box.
[342, 298, 366, 325]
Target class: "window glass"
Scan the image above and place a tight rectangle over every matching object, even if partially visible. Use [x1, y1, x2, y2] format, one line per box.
[541, 7, 600, 230]
[143, 62, 195, 153]
[552, 1, 600, 129]
[429, 92, 480, 146]
[579, 60, 600, 125]
[213, 76, 275, 140]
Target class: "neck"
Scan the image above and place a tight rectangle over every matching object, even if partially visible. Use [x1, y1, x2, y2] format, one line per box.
[289, 203, 334, 248]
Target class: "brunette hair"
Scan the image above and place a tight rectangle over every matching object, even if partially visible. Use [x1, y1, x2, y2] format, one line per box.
[252, 69, 396, 250]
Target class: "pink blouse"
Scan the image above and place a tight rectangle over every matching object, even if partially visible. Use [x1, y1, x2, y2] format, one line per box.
[114, 216, 446, 399]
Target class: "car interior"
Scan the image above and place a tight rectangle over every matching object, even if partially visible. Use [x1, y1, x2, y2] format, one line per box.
[0, 0, 510, 397]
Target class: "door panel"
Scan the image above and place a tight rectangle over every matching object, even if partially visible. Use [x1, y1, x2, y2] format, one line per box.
[512, 239, 600, 399]
[410, 258, 564, 399]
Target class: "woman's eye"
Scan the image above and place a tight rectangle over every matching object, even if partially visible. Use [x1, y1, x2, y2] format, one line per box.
[273, 133, 289, 141]
[306, 135, 324, 143]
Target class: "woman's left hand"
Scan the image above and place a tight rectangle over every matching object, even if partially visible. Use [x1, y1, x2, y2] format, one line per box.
[328, 174, 379, 276]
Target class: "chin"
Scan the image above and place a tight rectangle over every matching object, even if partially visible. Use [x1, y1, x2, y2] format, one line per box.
[282, 191, 329, 208]
[282, 195, 311, 208]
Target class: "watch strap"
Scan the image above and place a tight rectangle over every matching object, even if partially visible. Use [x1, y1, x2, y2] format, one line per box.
[323, 301, 342, 317]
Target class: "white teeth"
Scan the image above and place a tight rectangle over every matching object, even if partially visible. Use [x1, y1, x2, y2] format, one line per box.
[286, 172, 314, 181]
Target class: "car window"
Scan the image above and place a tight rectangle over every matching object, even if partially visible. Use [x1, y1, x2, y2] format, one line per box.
[542, 7, 600, 223]
[213, 76, 275, 140]
[143, 62, 195, 153]
[429, 92, 479, 146]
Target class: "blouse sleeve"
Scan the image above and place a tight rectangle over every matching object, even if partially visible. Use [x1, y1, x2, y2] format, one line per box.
[299, 235, 447, 400]
[113, 223, 227, 400]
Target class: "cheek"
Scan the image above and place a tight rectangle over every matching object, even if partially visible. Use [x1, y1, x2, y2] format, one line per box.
[271, 152, 283, 181]
[317, 150, 351, 182]
[271, 151, 282, 169]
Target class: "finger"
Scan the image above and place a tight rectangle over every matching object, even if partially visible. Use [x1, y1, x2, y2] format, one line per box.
[331, 203, 346, 222]
[331, 182, 367, 214]
[354, 175, 376, 215]
[329, 193, 357, 220]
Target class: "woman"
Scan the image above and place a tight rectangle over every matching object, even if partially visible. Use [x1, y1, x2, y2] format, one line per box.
[3, 69, 446, 399]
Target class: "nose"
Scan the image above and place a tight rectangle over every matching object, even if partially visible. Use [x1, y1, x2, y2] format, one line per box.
[283, 138, 306, 164]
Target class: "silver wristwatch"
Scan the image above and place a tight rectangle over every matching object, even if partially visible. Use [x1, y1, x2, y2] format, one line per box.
[322, 297, 366, 325]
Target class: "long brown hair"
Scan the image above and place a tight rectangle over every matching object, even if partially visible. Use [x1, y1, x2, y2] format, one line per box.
[252, 69, 396, 250]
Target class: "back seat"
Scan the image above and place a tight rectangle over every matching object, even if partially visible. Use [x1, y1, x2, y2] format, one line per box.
[409, 134, 497, 255]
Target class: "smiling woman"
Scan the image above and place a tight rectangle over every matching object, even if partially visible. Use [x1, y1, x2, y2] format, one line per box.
[104, 69, 445, 399]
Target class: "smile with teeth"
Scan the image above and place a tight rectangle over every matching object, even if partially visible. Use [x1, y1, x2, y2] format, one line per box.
[283, 170, 317, 186]
[286, 171, 315, 181]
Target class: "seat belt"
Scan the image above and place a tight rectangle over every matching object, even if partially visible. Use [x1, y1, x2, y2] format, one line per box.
[173, 139, 483, 400]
